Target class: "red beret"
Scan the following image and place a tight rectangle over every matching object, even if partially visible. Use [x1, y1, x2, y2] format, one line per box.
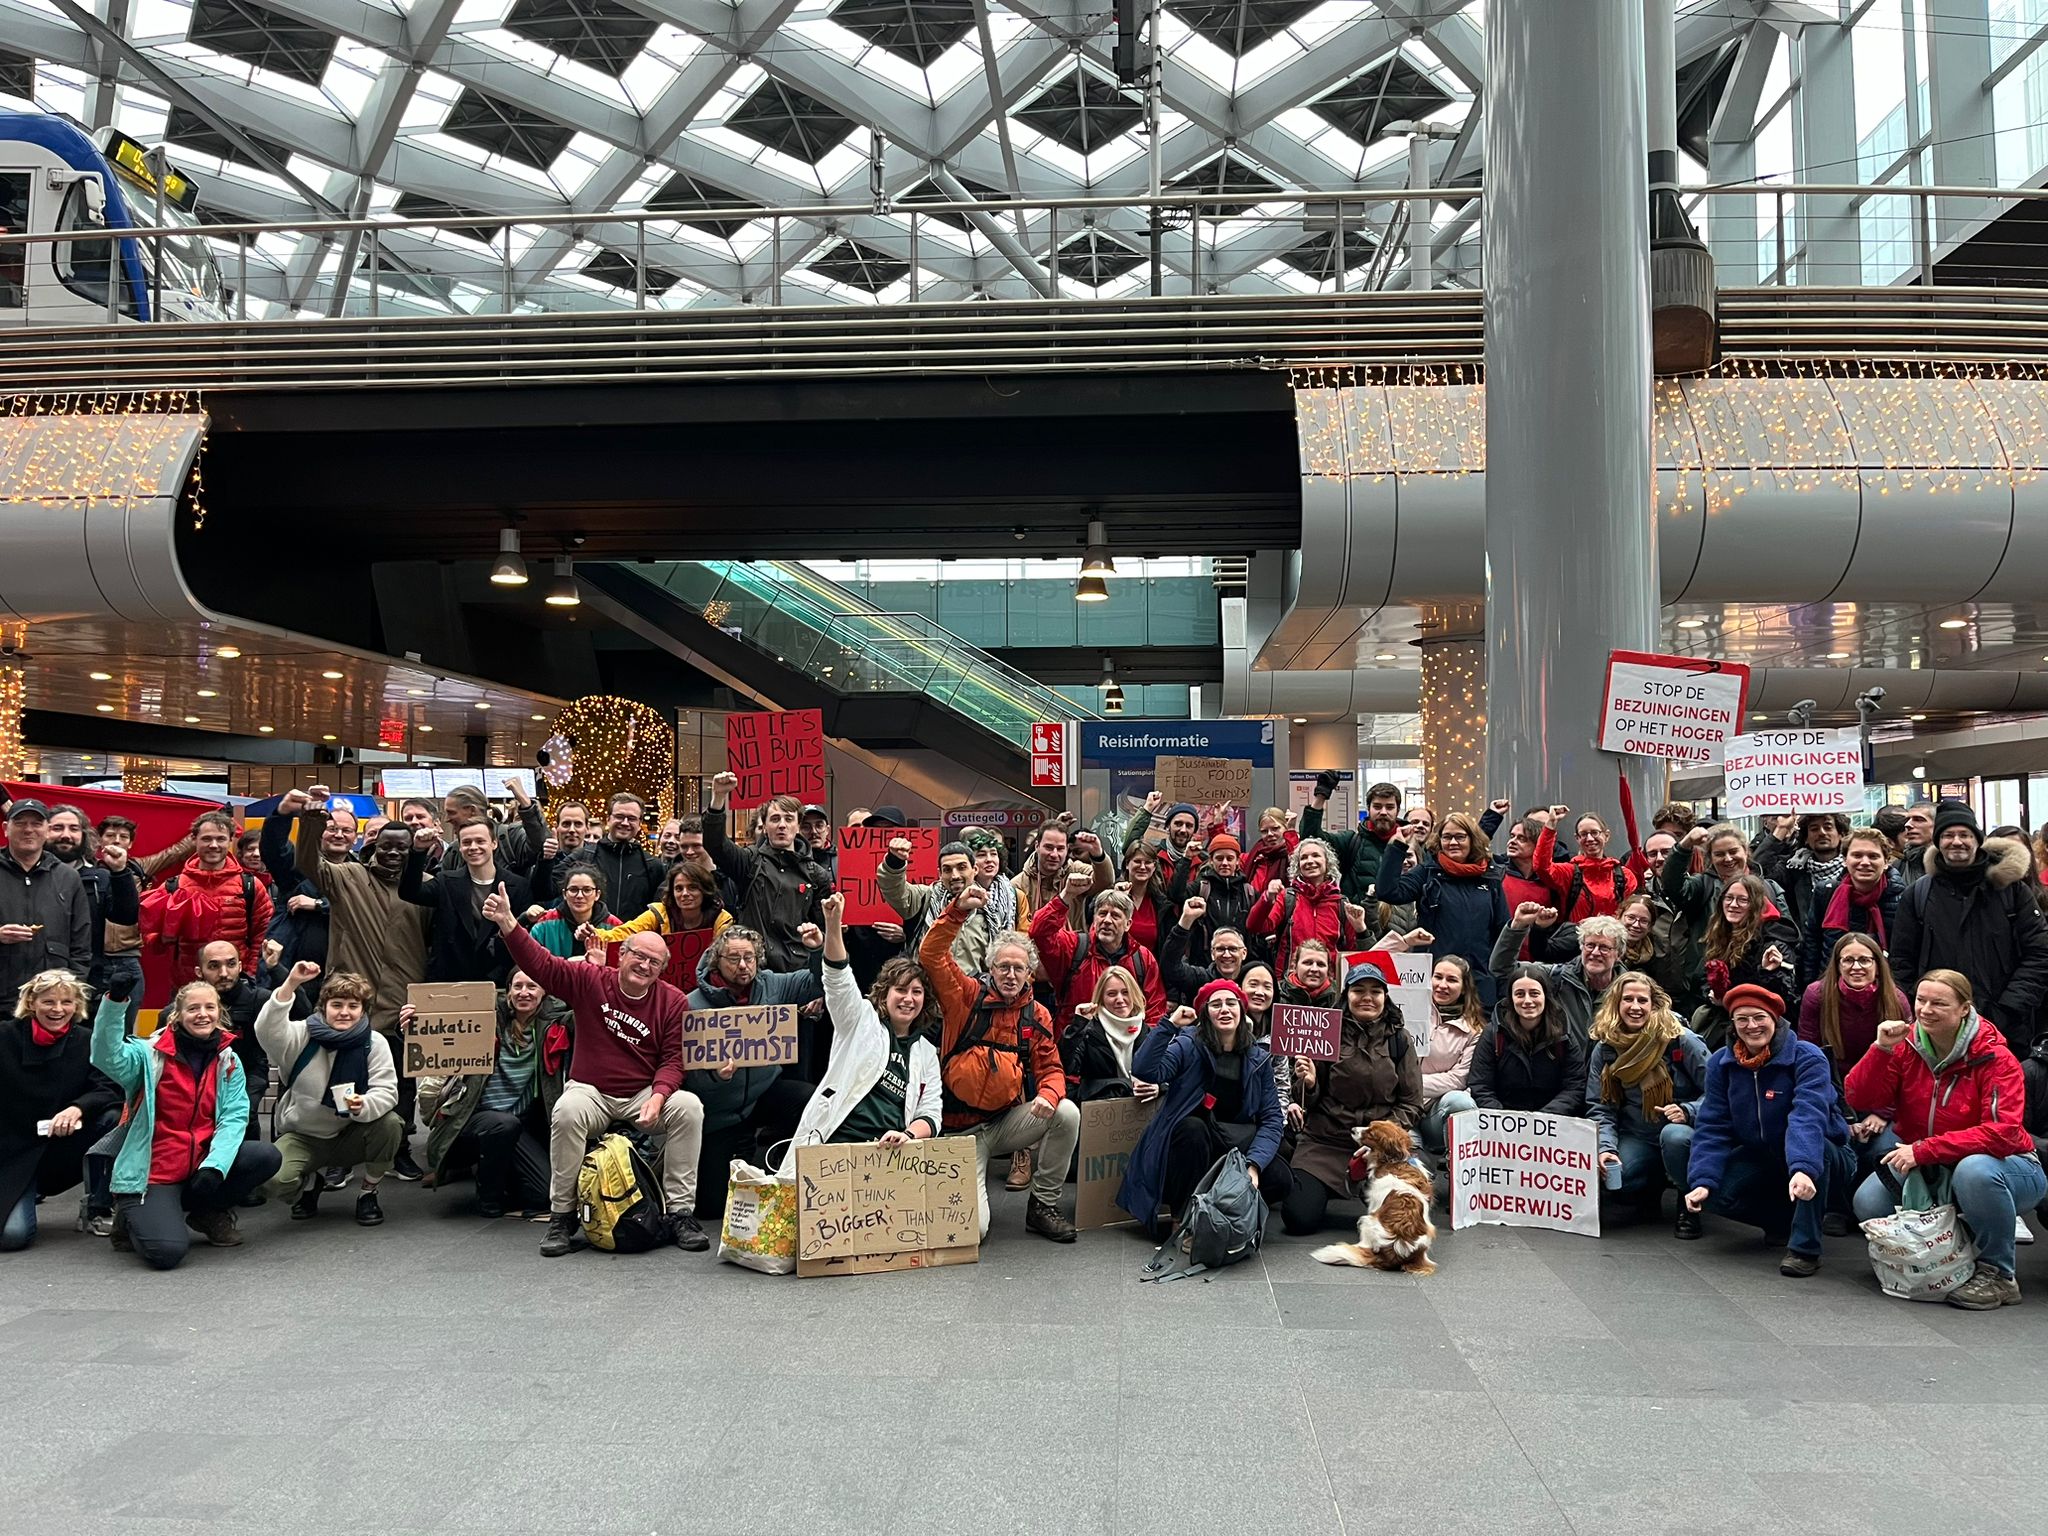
[1722, 983, 1784, 1022]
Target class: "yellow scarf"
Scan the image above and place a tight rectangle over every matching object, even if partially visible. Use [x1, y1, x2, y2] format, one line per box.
[1591, 1011, 1682, 1120]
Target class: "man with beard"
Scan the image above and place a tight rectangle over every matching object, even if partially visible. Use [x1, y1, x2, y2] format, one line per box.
[265, 787, 432, 1179]
[1010, 821, 1112, 931]
[1127, 792, 1206, 895]
[1033, 882, 1170, 1035]
[43, 806, 138, 1001]
[1757, 813, 1851, 935]
[1177, 832, 1254, 966]
[1300, 776, 1404, 904]
[878, 838, 980, 968]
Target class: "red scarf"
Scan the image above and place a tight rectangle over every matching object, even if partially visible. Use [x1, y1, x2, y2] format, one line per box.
[1822, 877, 1887, 949]
[1437, 854, 1490, 879]
[29, 1019, 69, 1048]
[1731, 1030, 1773, 1071]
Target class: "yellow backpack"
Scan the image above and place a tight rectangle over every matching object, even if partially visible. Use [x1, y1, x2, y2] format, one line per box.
[575, 1133, 668, 1253]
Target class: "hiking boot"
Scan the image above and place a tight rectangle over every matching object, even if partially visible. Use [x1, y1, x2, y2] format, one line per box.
[319, 1165, 348, 1190]
[1822, 1210, 1853, 1237]
[390, 1145, 424, 1182]
[540, 1211, 579, 1257]
[1026, 1198, 1077, 1243]
[354, 1191, 384, 1227]
[670, 1210, 710, 1252]
[1779, 1249, 1820, 1278]
[1674, 1207, 1703, 1240]
[1005, 1150, 1032, 1191]
[186, 1208, 242, 1247]
[1948, 1264, 2022, 1310]
[109, 1203, 134, 1252]
[290, 1178, 322, 1221]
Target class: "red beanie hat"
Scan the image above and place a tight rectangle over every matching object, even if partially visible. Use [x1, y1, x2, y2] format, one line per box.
[1193, 978, 1248, 1019]
[1206, 833, 1241, 855]
[1721, 983, 1784, 1022]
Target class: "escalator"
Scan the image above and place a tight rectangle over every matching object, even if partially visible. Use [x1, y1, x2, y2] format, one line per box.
[580, 559, 1097, 800]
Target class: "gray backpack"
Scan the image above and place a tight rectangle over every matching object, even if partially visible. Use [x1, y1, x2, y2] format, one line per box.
[1141, 1148, 1267, 1283]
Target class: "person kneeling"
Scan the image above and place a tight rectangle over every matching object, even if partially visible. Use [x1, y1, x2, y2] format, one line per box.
[1679, 985, 1855, 1276]
[1119, 979, 1288, 1238]
[417, 968, 564, 1217]
[257, 962, 402, 1227]
[1587, 972, 1707, 1217]
[91, 978, 282, 1268]
[0, 971, 123, 1250]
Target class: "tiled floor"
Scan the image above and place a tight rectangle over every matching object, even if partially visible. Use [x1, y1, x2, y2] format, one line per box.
[3, 1174, 2046, 1535]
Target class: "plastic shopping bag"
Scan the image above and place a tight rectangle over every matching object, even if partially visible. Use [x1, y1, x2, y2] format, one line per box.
[1861, 1203, 1978, 1302]
[718, 1158, 796, 1275]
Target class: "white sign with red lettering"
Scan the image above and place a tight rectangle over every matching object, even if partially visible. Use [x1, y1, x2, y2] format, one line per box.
[1722, 728, 1863, 817]
[1598, 650, 1750, 766]
[1447, 1109, 1600, 1236]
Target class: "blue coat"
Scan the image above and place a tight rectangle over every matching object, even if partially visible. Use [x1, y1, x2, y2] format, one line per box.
[1118, 1022, 1284, 1228]
[1374, 852, 1510, 1005]
[1684, 1024, 1848, 1189]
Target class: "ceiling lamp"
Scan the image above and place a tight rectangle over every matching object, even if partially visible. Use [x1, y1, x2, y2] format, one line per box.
[1099, 655, 1124, 711]
[490, 526, 529, 586]
[545, 558, 581, 608]
[1080, 518, 1115, 577]
[1075, 572, 1109, 603]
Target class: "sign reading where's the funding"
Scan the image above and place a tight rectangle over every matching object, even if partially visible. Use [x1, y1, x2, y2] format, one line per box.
[1598, 650, 1751, 765]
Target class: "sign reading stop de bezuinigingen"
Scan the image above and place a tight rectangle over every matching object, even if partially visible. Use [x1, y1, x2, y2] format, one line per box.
[1721, 728, 1865, 817]
[1598, 650, 1751, 765]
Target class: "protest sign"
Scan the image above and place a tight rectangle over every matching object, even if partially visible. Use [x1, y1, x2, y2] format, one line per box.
[1154, 755, 1253, 807]
[1391, 982, 1435, 1058]
[794, 1136, 980, 1276]
[836, 826, 941, 925]
[1075, 1098, 1161, 1230]
[1598, 650, 1750, 765]
[680, 1004, 798, 1071]
[1341, 950, 1433, 987]
[726, 708, 825, 808]
[1270, 1004, 1342, 1060]
[1721, 728, 1863, 817]
[1289, 770, 1354, 830]
[1447, 1108, 1600, 1237]
[402, 982, 498, 1076]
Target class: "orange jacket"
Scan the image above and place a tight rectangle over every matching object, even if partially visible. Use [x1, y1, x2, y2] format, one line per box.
[920, 899, 1065, 1128]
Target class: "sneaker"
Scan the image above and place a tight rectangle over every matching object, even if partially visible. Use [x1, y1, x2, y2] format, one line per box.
[82, 1209, 114, 1239]
[185, 1208, 242, 1247]
[1779, 1249, 1820, 1278]
[478, 1197, 505, 1219]
[109, 1203, 134, 1252]
[1674, 1207, 1703, 1240]
[318, 1166, 348, 1191]
[670, 1210, 710, 1252]
[354, 1191, 384, 1227]
[1025, 1198, 1077, 1244]
[1005, 1149, 1032, 1191]
[1822, 1210, 1853, 1237]
[1948, 1264, 2023, 1310]
[289, 1179, 322, 1221]
[390, 1146, 424, 1182]
[539, 1211, 578, 1258]
[2017, 1214, 2036, 1246]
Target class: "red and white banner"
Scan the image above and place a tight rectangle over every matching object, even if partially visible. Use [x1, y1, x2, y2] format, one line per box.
[1598, 650, 1750, 765]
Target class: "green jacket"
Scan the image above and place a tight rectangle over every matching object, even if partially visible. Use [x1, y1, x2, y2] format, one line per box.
[423, 993, 570, 1175]
[1298, 805, 1397, 904]
[89, 997, 249, 1197]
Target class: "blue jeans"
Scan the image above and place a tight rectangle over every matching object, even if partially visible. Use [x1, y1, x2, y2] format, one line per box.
[1607, 1120, 1694, 1199]
[1854, 1150, 2048, 1278]
[1422, 1091, 1476, 1154]
[1699, 1141, 1858, 1257]
[0, 1190, 34, 1252]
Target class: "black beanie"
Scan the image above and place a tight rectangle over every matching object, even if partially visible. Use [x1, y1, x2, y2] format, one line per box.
[1932, 799, 1980, 846]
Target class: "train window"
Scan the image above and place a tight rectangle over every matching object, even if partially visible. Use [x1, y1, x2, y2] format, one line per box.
[50, 178, 130, 315]
[0, 170, 26, 307]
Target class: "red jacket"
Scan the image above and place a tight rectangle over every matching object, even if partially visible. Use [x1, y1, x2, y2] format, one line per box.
[1532, 827, 1636, 922]
[1246, 878, 1359, 975]
[1843, 1013, 2032, 1166]
[1243, 831, 1298, 895]
[1029, 898, 1169, 1031]
[146, 1025, 234, 1186]
[139, 855, 274, 979]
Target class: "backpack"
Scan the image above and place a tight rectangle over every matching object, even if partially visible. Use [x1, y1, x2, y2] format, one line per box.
[941, 985, 1041, 1117]
[575, 1132, 669, 1253]
[162, 871, 258, 949]
[1141, 1148, 1267, 1283]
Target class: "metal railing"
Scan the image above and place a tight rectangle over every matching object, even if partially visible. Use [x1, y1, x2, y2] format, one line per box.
[628, 560, 1097, 749]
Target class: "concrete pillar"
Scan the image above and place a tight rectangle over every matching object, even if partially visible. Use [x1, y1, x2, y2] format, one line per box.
[1483, 0, 1661, 822]
[1419, 633, 1485, 816]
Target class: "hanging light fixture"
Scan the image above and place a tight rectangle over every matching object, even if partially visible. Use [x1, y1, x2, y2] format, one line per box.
[1080, 518, 1115, 577]
[1100, 655, 1124, 711]
[544, 558, 581, 607]
[490, 526, 529, 586]
[1075, 572, 1110, 603]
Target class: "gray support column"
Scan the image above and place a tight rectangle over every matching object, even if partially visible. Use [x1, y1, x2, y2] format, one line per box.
[1483, 0, 1660, 820]
[1925, 0, 1995, 241]
[1796, 20, 1860, 285]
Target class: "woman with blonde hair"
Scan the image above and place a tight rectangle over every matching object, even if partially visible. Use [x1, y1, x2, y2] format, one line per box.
[0, 971, 121, 1249]
[1061, 963, 1148, 1102]
[1586, 970, 1709, 1208]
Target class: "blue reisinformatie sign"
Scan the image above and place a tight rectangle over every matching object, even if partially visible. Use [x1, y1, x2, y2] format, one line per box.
[1077, 720, 1276, 766]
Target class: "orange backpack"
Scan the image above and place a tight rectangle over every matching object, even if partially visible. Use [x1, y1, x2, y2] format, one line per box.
[941, 985, 1044, 1116]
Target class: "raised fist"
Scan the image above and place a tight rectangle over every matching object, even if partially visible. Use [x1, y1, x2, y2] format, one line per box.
[797, 923, 824, 950]
[1488, 799, 1511, 816]
[712, 771, 739, 790]
[287, 960, 321, 987]
[888, 837, 913, 859]
[821, 892, 846, 924]
[956, 884, 989, 913]
[1513, 902, 1558, 927]
[1065, 865, 1094, 892]
[1266, 879, 1284, 899]
[1143, 790, 1164, 815]
[1875, 1018, 1911, 1050]
[1179, 896, 1207, 929]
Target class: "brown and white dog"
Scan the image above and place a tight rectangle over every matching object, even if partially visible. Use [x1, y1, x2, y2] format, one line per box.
[1310, 1120, 1437, 1275]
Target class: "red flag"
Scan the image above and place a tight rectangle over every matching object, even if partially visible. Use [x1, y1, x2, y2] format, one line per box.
[3, 782, 223, 860]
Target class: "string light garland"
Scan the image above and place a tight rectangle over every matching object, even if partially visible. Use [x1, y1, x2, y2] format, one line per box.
[0, 665, 25, 781]
[122, 760, 167, 795]
[1418, 630, 1485, 816]
[1, 391, 211, 531]
[546, 695, 675, 833]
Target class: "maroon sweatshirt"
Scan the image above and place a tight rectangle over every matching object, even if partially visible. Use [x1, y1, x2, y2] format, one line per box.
[504, 923, 685, 1099]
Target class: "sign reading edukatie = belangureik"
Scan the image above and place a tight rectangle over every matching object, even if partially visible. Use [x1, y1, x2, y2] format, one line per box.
[1598, 650, 1750, 765]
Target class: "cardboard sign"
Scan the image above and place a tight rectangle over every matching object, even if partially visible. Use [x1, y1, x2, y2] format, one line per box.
[1154, 755, 1253, 808]
[1289, 769, 1354, 831]
[402, 981, 498, 1076]
[794, 1136, 980, 1276]
[836, 826, 942, 925]
[680, 1003, 798, 1071]
[726, 708, 825, 809]
[1722, 728, 1864, 817]
[1447, 1108, 1600, 1237]
[1270, 1003, 1342, 1060]
[1598, 650, 1750, 765]
[1075, 1096, 1161, 1230]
